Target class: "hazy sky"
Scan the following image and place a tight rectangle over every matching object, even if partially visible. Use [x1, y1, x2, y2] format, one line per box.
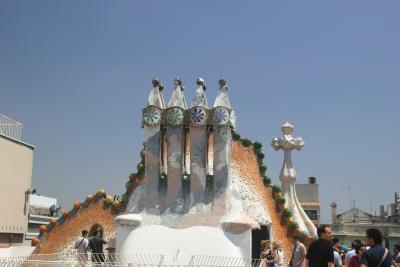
[1, 1, 399, 224]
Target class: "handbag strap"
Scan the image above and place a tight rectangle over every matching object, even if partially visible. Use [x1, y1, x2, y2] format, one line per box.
[77, 237, 86, 249]
[377, 248, 388, 267]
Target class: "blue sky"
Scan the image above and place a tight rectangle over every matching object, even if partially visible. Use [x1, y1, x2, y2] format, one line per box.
[1, 1, 399, 223]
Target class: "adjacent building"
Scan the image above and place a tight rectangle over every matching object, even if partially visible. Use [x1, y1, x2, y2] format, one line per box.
[26, 194, 58, 243]
[295, 176, 320, 226]
[0, 115, 34, 247]
[331, 194, 400, 249]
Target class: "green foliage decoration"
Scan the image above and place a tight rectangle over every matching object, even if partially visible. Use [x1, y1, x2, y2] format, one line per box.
[253, 141, 262, 150]
[277, 195, 286, 205]
[263, 176, 271, 186]
[259, 164, 267, 173]
[272, 185, 281, 194]
[232, 131, 241, 140]
[282, 208, 292, 218]
[242, 138, 252, 147]
[288, 221, 299, 230]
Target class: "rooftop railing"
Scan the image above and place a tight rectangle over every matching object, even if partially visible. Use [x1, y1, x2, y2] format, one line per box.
[0, 114, 23, 141]
[0, 253, 265, 267]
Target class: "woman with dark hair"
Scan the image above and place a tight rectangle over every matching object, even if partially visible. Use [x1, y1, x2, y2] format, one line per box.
[348, 244, 365, 267]
[89, 230, 107, 265]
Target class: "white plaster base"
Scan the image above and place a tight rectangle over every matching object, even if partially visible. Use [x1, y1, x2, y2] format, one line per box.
[116, 225, 251, 265]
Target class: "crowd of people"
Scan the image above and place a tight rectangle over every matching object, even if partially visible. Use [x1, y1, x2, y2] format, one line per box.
[259, 226, 400, 267]
[73, 224, 400, 267]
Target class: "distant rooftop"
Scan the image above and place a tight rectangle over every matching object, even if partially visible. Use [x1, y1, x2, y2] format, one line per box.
[0, 114, 23, 141]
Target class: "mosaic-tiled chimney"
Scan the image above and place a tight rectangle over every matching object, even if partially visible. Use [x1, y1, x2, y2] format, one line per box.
[142, 78, 165, 209]
[189, 78, 209, 208]
[164, 78, 187, 211]
[115, 78, 267, 262]
[117, 78, 245, 224]
[212, 79, 235, 214]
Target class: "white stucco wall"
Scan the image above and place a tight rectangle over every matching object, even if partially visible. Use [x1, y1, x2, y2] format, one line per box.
[0, 135, 34, 236]
[116, 225, 251, 265]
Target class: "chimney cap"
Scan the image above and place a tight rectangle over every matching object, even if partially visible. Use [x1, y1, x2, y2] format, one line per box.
[331, 202, 337, 207]
[152, 78, 160, 87]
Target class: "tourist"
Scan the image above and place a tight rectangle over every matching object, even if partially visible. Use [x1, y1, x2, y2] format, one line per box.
[260, 240, 274, 267]
[74, 230, 89, 265]
[89, 230, 107, 265]
[346, 240, 362, 266]
[271, 241, 284, 267]
[392, 244, 400, 266]
[332, 237, 343, 267]
[289, 236, 306, 267]
[305, 225, 334, 267]
[360, 228, 392, 267]
[348, 243, 365, 267]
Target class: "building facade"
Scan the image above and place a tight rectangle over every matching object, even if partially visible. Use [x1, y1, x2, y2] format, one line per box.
[26, 195, 58, 243]
[295, 177, 320, 226]
[0, 115, 34, 247]
[331, 199, 400, 249]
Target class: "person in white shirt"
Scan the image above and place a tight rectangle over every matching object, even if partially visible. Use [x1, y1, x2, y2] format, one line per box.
[290, 236, 306, 267]
[74, 230, 89, 265]
[272, 241, 284, 267]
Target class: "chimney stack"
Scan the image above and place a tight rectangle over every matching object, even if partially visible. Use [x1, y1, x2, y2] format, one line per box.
[331, 202, 337, 224]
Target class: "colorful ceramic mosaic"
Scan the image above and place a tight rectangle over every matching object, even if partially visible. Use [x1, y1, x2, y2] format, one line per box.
[213, 107, 229, 126]
[167, 107, 184, 126]
[142, 106, 161, 126]
[191, 106, 207, 126]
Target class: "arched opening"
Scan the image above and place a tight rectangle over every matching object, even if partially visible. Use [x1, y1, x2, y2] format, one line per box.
[252, 225, 270, 259]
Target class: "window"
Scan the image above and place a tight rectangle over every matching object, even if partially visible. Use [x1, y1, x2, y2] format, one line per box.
[304, 210, 318, 220]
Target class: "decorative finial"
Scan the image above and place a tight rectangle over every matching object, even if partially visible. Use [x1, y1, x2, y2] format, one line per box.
[218, 78, 227, 89]
[152, 78, 160, 87]
[159, 83, 164, 91]
[174, 78, 183, 86]
[196, 77, 207, 90]
[280, 121, 294, 135]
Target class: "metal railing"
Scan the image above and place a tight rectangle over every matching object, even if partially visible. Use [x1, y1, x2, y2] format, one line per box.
[332, 223, 400, 236]
[0, 253, 266, 267]
[189, 256, 263, 267]
[0, 114, 23, 141]
[0, 252, 165, 267]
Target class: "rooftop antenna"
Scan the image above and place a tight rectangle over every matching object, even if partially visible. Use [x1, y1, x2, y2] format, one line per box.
[367, 198, 373, 215]
[346, 186, 352, 209]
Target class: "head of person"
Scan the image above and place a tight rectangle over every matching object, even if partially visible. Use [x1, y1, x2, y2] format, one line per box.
[272, 241, 281, 251]
[332, 237, 340, 249]
[317, 226, 333, 241]
[352, 239, 361, 250]
[261, 240, 271, 249]
[81, 230, 88, 237]
[355, 244, 366, 259]
[393, 244, 400, 255]
[291, 236, 300, 245]
[365, 228, 383, 246]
